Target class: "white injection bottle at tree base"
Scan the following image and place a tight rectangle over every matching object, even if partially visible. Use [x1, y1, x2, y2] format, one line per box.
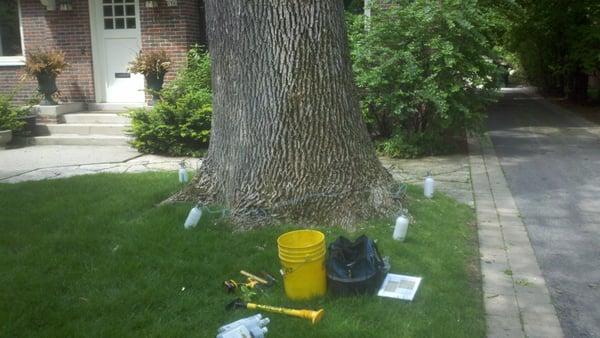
[424, 171, 434, 198]
[393, 214, 409, 241]
[184, 204, 202, 229]
[178, 161, 189, 183]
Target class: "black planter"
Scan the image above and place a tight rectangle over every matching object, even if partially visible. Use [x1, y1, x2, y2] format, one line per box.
[145, 74, 165, 105]
[37, 73, 58, 106]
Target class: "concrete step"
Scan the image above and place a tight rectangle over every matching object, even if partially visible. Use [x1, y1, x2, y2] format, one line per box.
[36, 123, 129, 136]
[61, 112, 131, 124]
[32, 134, 131, 146]
[87, 103, 144, 111]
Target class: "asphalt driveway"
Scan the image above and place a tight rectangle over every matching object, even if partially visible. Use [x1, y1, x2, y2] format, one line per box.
[487, 87, 600, 338]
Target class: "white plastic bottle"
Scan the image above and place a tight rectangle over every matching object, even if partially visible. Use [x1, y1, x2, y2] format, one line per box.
[424, 171, 434, 198]
[178, 162, 189, 183]
[393, 214, 409, 241]
[184, 204, 202, 229]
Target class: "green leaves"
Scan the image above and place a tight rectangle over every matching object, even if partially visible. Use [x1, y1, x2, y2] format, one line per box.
[348, 0, 499, 157]
[0, 93, 27, 132]
[508, 0, 600, 96]
[128, 46, 212, 157]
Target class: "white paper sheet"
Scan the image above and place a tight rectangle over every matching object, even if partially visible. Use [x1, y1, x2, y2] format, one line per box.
[377, 273, 422, 301]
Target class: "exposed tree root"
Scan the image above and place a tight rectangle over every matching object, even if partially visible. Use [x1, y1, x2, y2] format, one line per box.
[163, 162, 404, 230]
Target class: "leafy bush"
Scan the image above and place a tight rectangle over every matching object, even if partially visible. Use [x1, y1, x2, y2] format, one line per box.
[128, 46, 211, 156]
[348, 1, 500, 158]
[376, 134, 422, 159]
[376, 133, 462, 159]
[0, 92, 27, 132]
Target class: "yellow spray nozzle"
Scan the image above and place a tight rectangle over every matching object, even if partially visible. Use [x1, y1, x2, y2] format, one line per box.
[246, 302, 324, 324]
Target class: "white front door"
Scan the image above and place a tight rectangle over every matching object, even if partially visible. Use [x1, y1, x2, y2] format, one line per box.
[91, 0, 144, 103]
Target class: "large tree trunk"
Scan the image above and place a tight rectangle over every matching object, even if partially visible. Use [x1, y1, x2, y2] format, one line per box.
[169, 0, 400, 228]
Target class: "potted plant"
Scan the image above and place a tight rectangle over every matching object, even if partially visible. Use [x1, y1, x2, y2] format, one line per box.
[23, 49, 69, 106]
[129, 50, 171, 104]
[0, 93, 26, 148]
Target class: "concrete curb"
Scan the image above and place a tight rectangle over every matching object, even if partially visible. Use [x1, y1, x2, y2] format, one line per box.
[468, 135, 563, 338]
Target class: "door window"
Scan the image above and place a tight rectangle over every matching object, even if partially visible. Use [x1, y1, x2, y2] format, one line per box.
[103, 0, 136, 30]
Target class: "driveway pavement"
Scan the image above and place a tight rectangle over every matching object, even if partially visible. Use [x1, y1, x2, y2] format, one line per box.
[487, 87, 600, 338]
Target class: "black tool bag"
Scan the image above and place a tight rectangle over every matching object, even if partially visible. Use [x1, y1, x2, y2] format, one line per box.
[326, 235, 387, 296]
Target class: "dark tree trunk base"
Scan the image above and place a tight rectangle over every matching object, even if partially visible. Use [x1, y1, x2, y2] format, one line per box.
[164, 160, 402, 230]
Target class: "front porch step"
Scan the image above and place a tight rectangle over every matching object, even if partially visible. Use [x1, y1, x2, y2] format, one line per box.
[36, 123, 129, 136]
[87, 103, 144, 111]
[32, 109, 135, 146]
[32, 134, 131, 146]
[60, 112, 131, 124]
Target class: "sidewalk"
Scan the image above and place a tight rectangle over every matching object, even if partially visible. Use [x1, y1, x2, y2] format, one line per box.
[0, 145, 197, 183]
[469, 135, 563, 338]
[381, 154, 473, 207]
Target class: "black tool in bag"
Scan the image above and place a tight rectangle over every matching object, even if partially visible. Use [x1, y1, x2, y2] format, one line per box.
[326, 235, 388, 296]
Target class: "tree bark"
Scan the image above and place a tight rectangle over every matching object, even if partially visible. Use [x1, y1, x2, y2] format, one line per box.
[168, 0, 400, 228]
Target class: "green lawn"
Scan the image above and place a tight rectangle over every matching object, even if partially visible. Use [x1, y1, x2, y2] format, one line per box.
[0, 173, 484, 337]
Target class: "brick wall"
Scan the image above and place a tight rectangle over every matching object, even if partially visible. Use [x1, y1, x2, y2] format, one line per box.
[0, 0, 95, 104]
[0, 66, 35, 103]
[140, 0, 203, 84]
[0, 0, 204, 105]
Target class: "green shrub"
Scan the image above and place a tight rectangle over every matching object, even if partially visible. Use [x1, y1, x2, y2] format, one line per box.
[377, 130, 467, 159]
[128, 46, 211, 156]
[0, 92, 27, 132]
[348, 1, 501, 158]
[376, 134, 422, 159]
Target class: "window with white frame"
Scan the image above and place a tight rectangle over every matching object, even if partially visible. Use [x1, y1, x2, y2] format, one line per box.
[0, 0, 25, 65]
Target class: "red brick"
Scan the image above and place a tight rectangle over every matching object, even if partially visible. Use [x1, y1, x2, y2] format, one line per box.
[0, 0, 204, 104]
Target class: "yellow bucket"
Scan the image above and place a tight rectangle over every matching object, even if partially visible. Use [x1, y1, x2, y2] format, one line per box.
[277, 230, 327, 300]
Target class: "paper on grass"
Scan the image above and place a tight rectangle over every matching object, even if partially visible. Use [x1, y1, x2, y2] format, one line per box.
[377, 273, 422, 301]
